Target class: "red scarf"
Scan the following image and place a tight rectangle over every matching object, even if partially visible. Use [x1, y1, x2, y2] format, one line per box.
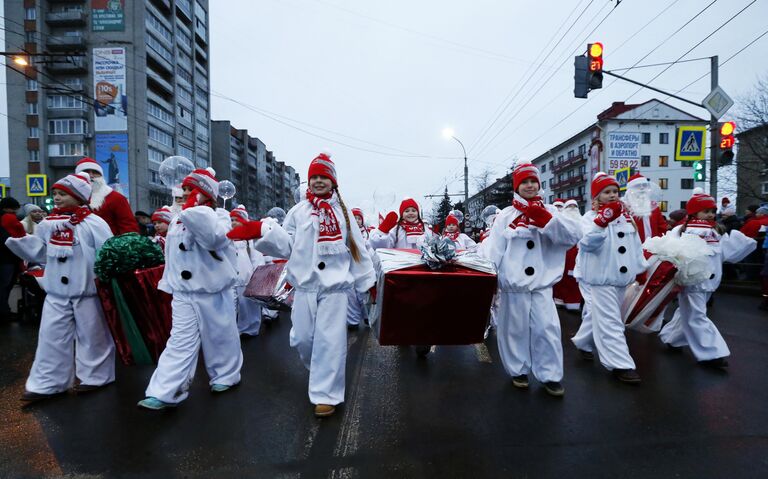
[46, 206, 92, 256]
[443, 229, 460, 242]
[684, 218, 719, 244]
[509, 195, 545, 229]
[400, 220, 425, 238]
[306, 189, 345, 255]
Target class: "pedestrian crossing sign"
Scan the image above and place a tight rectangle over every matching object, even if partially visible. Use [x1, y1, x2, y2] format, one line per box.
[26, 174, 48, 197]
[675, 126, 707, 161]
[615, 167, 630, 191]
[0, 184, 6, 198]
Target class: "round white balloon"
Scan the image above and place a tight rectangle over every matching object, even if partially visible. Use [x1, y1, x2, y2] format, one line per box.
[218, 180, 236, 200]
[159, 156, 194, 187]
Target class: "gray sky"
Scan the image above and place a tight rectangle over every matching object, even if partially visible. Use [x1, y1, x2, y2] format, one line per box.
[189, 1, 764, 216]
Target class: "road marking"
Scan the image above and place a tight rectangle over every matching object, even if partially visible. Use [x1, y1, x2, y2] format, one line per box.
[474, 344, 493, 363]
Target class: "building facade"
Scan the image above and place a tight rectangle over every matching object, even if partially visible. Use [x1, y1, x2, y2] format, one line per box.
[735, 124, 768, 214]
[210, 120, 299, 216]
[4, 0, 211, 211]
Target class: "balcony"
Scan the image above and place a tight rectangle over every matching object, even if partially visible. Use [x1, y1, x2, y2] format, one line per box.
[147, 70, 174, 96]
[47, 108, 89, 119]
[45, 56, 87, 73]
[49, 156, 82, 168]
[550, 174, 586, 191]
[45, 10, 86, 26]
[46, 34, 86, 51]
[551, 153, 586, 174]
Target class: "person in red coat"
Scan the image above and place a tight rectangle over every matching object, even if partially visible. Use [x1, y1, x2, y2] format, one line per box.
[740, 206, 768, 239]
[552, 200, 582, 311]
[75, 157, 139, 235]
[624, 173, 668, 243]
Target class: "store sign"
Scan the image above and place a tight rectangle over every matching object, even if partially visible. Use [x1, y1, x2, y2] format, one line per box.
[607, 131, 641, 159]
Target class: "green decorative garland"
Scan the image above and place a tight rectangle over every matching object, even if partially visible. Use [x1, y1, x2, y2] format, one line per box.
[95, 233, 165, 281]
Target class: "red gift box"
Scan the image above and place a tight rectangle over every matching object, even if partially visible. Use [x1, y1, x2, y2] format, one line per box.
[374, 255, 497, 346]
[244, 261, 293, 311]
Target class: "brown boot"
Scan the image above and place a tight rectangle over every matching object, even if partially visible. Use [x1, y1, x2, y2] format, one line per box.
[314, 404, 336, 417]
[612, 369, 641, 384]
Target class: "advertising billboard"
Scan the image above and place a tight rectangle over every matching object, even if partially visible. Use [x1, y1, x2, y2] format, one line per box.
[95, 133, 130, 200]
[92, 0, 125, 32]
[93, 47, 128, 132]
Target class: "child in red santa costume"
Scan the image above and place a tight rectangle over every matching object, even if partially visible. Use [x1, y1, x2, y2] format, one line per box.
[228, 153, 376, 417]
[4, 173, 115, 404]
[138, 168, 243, 410]
[230, 205, 266, 336]
[443, 214, 476, 249]
[369, 198, 434, 250]
[74, 157, 138, 235]
[658, 188, 755, 368]
[572, 172, 648, 384]
[151, 206, 173, 251]
[485, 161, 582, 396]
[552, 199, 583, 312]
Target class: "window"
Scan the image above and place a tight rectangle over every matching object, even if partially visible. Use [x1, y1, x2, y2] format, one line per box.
[578, 144, 586, 155]
[578, 186, 585, 196]
[148, 100, 175, 126]
[177, 85, 193, 103]
[177, 67, 193, 84]
[176, 24, 192, 48]
[177, 104, 192, 125]
[541, 180, 547, 189]
[541, 163, 546, 173]
[680, 201, 688, 210]
[659, 132, 669, 144]
[549, 195, 555, 204]
[762, 183, 768, 195]
[28, 127, 39, 138]
[25, 8, 36, 20]
[567, 169, 574, 178]
[148, 168, 161, 186]
[148, 125, 174, 147]
[579, 165, 586, 175]
[27, 103, 38, 114]
[641, 132, 651, 144]
[659, 200, 668, 213]
[567, 188, 574, 197]
[48, 143, 86, 157]
[658, 155, 669, 167]
[177, 144, 194, 159]
[557, 155, 564, 163]
[658, 178, 668, 189]
[680, 178, 694, 189]
[196, 120, 209, 140]
[48, 119, 88, 135]
[47, 95, 86, 109]
[549, 161, 554, 170]
[148, 147, 166, 166]
[25, 31, 36, 43]
[641, 155, 650, 167]
[195, 86, 208, 107]
[26, 79, 38, 91]
[567, 150, 574, 159]
[146, 12, 173, 43]
[147, 33, 173, 62]
[28, 150, 39, 162]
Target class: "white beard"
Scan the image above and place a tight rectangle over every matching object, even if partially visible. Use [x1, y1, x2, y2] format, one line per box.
[90, 177, 113, 211]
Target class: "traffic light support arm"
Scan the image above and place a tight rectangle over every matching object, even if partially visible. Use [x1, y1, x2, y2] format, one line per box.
[602, 70, 702, 109]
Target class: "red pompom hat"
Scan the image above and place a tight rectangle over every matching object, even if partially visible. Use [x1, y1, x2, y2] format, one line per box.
[307, 152, 337, 186]
[512, 161, 540, 192]
[230, 204, 249, 222]
[182, 167, 219, 201]
[52, 172, 92, 205]
[351, 208, 364, 223]
[151, 206, 173, 224]
[591, 172, 619, 199]
[445, 215, 459, 227]
[399, 198, 420, 217]
[686, 188, 717, 215]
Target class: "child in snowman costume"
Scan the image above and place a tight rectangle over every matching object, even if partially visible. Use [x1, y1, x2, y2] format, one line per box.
[485, 161, 582, 396]
[151, 206, 173, 251]
[228, 153, 376, 417]
[369, 198, 434, 250]
[658, 188, 755, 368]
[443, 214, 476, 249]
[572, 172, 648, 384]
[4, 172, 115, 404]
[138, 168, 243, 410]
[230, 205, 266, 337]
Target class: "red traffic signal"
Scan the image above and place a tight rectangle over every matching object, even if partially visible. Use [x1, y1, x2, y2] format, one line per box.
[588, 42, 603, 72]
[718, 121, 736, 166]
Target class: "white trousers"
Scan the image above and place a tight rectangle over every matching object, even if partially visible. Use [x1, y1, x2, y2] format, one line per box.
[578, 284, 636, 371]
[659, 289, 730, 361]
[346, 289, 368, 326]
[145, 290, 243, 404]
[290, 290, 349, 405]
[571, 283, 595, 352]
[26, 294, 115, 394]
[235, 285, 263, 336]
[496, 289, 563, 382]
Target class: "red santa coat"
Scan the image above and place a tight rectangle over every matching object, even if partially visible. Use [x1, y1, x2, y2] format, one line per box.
[553, 245, 581, 309]
[633, 207, 668, 244]
[93, 190, 139, 235]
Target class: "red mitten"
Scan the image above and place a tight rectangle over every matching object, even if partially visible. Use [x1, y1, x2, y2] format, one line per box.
[527, 204, 552, 227]
[369, 284, 377, 303]
[594, 201, 623, 228]
[2, 213, 26, 238]
[378, 211, 398, 234]
[182, 190, 200, 210]
[635, 271, 648, 284]
[227, 220, 263, 241]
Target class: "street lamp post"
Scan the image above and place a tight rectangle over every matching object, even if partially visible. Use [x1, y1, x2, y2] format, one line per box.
[442, 128, 468, 212]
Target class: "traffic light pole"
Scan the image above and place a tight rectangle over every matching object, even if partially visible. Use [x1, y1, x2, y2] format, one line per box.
[709, 56, 719, 199]
[602, 70, 703, 108]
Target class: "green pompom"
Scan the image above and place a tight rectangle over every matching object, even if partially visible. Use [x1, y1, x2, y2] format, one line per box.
[95, 233, 165, 281]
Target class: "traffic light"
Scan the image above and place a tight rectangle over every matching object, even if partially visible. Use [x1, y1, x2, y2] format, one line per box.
[44, 197, 54, 210]
[588, 42, 604, 89]
[693, 161, 706, 181]
[718, 121, 736, 166]
[574, 42, 603, 98]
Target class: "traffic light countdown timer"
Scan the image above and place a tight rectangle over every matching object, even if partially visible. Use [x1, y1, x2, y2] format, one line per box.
[719, 121, 736, 166]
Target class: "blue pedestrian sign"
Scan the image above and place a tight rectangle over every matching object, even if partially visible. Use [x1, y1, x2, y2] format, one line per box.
[615, 167, 630, 191]
[26, 174, 48, 197]
[675, 126, 707, 161]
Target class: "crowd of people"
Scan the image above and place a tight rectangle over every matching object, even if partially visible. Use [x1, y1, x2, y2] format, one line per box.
[0, 154, 763, 417]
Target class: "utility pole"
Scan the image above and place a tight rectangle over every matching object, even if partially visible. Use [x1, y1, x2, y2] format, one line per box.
[709, 56, 719, 199]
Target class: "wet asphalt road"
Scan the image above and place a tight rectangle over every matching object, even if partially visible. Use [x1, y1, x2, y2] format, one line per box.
[1, 292, 768, 479]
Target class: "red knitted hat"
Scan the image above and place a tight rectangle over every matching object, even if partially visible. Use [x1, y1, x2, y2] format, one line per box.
[445, 215, 459, 227]
[351, 208, 364, 222]
[151, 206, 173, 224]
[308, 152, 337, 186]
[686, 188, 716, 215]
[230, 205, 249, 222]
[75, 157, 103, 176]
[182, 167, 219, 201]
[512, 161, 540, 191]
[591, 172, 619, 198]
[399, 198, 420, 217]
[53, 172, 92, 205]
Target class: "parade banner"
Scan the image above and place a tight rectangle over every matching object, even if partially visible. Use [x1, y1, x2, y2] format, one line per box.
[95, 133, 130, 200]
[92, 0, 125, 32]
[93, 47, 128, 131]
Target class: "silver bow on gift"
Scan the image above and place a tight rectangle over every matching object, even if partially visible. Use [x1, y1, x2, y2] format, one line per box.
[419, 236, 457, 270]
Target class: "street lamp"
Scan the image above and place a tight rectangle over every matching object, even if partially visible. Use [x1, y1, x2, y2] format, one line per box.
[12, 55, 28, 66]
[442, 128, 468, 211]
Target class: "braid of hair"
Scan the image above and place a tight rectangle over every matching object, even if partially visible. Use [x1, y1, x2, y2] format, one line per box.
[334, 187, 361, 263]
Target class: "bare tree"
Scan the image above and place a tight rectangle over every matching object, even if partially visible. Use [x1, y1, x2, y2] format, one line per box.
[733, 75, 768, 210]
